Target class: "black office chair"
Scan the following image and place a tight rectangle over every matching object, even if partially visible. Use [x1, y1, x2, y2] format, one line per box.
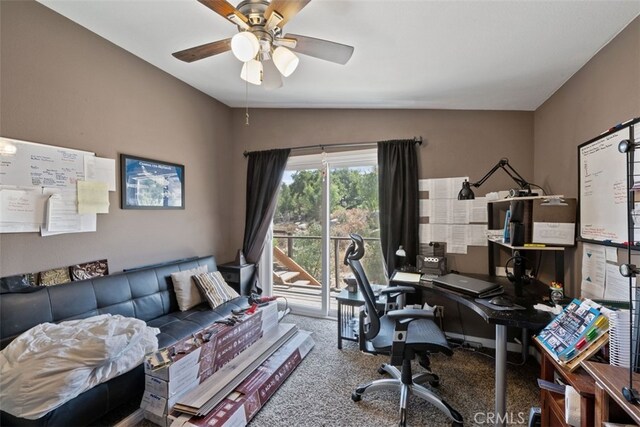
[345, 234, 463, 426]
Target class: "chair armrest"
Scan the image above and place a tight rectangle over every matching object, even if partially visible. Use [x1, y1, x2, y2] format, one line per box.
[386, 308, 435, 321]
[380, 286, 415, 296]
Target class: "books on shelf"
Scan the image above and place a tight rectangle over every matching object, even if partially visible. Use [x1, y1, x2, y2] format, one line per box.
[535, 299, 609, 366]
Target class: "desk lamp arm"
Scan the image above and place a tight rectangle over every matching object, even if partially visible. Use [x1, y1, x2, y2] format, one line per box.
[470, 158, 530, 191]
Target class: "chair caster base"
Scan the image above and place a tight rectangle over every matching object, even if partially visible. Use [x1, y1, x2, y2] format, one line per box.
[429, 374, 440, 387]
[443, 401, 463, 425]
[399, 407, 407, 427]
[378, 365, 386, 375]
[352, 391, 363, 402]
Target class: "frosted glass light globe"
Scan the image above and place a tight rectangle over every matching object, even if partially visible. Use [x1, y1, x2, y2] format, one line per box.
[273, 46, 299, 77]
[231, 32, 260, 62]
[240, 59, 263, 85]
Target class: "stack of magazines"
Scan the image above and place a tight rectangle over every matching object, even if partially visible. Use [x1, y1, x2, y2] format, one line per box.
[536, 299, 609, 363]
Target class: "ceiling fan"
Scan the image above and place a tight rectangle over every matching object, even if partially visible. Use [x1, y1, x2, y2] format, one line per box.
[172, 0, 355, 89]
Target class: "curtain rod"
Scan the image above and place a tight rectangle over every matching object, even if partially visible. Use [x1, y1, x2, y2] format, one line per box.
[243, 136, 423, 157]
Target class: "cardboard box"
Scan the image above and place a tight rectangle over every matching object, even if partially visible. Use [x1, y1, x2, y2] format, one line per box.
[145, 302, 278, 381]
[168, 330, 314, 427]
[143, 303, 280, 425]
[141, 390, 182, 417]
[145, 346, 203, 382]
[144, 363, 201, 398]
[532, 198, 576, 245]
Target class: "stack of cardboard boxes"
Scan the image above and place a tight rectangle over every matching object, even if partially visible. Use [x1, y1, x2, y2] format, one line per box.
[169, 330, 314, 427]
[141, 303, 279, 426]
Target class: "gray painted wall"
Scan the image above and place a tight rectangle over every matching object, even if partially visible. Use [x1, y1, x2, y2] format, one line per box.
[533, 16, 640, 296]
[0, 1, 235, 275]
[227, 108, 534, 277]
[1, 1, 638, 307]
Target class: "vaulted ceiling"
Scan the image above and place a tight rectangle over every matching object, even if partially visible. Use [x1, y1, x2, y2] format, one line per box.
[38, 0, 640, 110]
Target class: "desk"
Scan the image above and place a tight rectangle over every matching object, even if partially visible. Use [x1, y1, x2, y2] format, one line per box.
[582, 361, 640, 425]
[392, 273, 553, 427]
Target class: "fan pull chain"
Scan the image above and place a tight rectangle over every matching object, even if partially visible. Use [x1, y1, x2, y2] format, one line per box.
[245, 77, 250, 126]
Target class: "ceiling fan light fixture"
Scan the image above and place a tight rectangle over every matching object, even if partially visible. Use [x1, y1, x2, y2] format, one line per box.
[231, 31, 260, 62]
[264, 11, 283, 32]
[240, 59, 263, 85]
[272, 46, 299, 77]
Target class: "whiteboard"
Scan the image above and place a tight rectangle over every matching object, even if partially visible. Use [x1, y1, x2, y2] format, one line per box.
[578, 125, 634, 244]
[0, 137, 94, 187]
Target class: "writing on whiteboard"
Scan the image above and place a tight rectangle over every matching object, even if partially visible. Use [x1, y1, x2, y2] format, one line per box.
[579, 128, 630, 244]
[0, 137, 92, 188]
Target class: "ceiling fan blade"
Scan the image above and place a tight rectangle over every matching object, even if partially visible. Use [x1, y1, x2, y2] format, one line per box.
[198, 0, 249, 26]
[262, 59, 284, 90]
[265, 0, 311, 28]
[285, 33, 354, 65]
[172, 38, 231, 63]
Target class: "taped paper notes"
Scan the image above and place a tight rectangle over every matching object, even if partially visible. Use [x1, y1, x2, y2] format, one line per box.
[77, 181, 110, 214]
[0, 186, 47, 233]
[418, 177, 488, 254]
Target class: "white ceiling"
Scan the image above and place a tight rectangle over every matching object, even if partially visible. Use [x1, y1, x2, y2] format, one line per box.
[38, 0, 640, 110]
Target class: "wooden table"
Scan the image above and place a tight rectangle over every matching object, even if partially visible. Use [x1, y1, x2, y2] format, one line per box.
[534, 339, 596, 426]
[581, 361, 640, 426]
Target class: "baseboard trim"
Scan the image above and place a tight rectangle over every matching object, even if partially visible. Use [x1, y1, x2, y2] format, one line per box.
[445, 332, 525, 353]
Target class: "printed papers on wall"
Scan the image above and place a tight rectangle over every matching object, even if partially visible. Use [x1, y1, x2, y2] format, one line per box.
[418, 177, 488, 254]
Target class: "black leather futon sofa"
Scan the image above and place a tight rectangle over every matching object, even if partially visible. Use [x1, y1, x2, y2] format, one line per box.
[0, 255, 250, 427]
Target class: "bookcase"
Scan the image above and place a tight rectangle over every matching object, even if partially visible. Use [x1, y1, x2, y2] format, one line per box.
[487, 197, 566, 285]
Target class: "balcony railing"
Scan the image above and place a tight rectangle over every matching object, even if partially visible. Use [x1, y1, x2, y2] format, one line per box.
[272, 232, 383, 290]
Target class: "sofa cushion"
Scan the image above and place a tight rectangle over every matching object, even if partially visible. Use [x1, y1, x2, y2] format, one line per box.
[171, 266, 208, 311]
[193, 272, 240, 309]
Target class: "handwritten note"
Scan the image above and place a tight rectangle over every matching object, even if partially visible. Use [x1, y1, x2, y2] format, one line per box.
[0, 137, 92, 187]
[77, 181, 110, 214]
[84, 156, 116, 191]
[0, 186, 46, 233]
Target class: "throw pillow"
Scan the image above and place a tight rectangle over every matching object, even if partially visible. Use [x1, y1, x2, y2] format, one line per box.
[193, 271, 240, 309]
[171, 265, 208, 311]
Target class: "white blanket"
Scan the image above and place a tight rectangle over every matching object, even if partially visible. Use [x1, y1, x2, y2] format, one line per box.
[0, 314, 159, 419]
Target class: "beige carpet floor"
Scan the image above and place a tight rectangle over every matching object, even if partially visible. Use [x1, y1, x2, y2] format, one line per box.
[98, 314, 541, 427]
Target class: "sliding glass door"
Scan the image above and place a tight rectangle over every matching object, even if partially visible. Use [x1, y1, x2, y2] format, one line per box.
[266, 149, 385, 317]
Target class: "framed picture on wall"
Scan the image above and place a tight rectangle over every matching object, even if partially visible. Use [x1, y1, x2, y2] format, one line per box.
[120, 154, 185, 209]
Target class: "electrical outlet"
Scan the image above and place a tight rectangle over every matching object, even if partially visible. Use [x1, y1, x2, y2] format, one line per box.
[468, 341, 483, 350]
[462, 341, 483, 350]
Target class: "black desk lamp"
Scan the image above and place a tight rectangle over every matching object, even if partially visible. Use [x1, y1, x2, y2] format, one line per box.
[457, 158, 531, 200]
[395, 246, 407, 271]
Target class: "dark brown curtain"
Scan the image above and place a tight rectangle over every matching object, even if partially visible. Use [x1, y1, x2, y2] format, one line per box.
[378, 139, 419, 276]
[242, 148, 291, 294]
